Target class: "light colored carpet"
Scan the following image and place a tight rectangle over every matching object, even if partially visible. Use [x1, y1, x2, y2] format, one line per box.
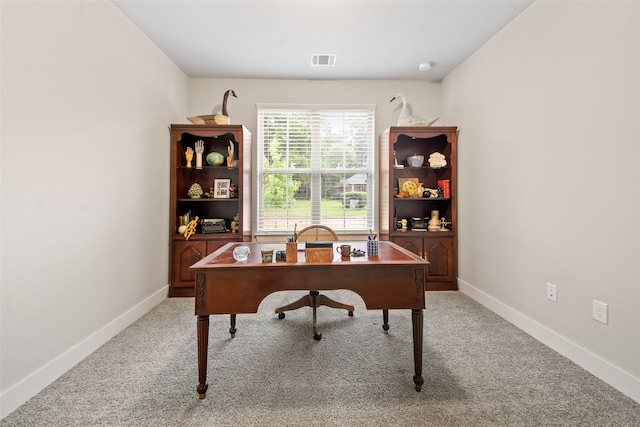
[2, 291, 639, 426]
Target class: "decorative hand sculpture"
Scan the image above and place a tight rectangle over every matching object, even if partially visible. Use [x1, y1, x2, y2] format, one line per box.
[185, 147, 194, 168]
[195, 140, 204, 169]
[227, 141, 234, 167]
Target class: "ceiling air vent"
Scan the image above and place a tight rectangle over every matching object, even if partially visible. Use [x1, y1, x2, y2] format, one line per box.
[311, 54, 337, 66]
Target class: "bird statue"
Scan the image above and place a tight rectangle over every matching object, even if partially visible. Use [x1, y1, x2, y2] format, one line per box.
[221, 89, 237, 116]
[187, 89, 238, 125]
[390, 93, 438, 126]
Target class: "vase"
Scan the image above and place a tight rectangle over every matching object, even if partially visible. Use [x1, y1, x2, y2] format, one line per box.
[427, 210, 441, 231]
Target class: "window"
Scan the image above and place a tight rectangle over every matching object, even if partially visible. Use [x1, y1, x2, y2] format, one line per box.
[257, 104, 376, 234]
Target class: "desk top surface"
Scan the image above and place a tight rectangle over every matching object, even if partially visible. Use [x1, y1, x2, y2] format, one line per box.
[191, 240, 428, 270]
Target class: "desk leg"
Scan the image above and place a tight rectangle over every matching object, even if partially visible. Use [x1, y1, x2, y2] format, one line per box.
[197, 315, 209, 399]
[382, 309, 389, 333]
[411, 309, 424, 392]
[229, 314, 237, 338]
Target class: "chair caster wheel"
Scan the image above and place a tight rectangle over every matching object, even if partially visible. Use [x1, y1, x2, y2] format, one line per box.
[278, 312, 285, 319]
[314, 333, 322, 340]
[348, 311, 354, 316]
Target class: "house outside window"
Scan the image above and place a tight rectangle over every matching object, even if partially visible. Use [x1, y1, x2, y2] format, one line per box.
[256, 104, 376, 234]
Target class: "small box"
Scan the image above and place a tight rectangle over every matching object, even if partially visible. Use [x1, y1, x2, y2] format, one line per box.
[410, 217, 427, 230]
[304, 241, 333, 263]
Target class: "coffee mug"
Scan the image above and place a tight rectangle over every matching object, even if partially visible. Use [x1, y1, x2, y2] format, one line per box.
[261, 249, 274, 263]
[336, 244, 351, 257]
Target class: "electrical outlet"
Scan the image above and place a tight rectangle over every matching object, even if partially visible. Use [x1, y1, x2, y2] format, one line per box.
[546, 283, 557, 302]
[593, 300, 608, 324]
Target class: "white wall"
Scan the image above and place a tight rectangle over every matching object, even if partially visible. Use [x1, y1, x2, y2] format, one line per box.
[441, 1, 640, 402]
[187, 79, 440, 139]
[0, 1, 188, 417]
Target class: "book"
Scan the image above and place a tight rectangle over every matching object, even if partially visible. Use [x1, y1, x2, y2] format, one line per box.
[438, 179, 450, 198]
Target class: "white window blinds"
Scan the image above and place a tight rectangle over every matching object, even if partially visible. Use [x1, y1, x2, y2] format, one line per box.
[256, 104, 376, 234]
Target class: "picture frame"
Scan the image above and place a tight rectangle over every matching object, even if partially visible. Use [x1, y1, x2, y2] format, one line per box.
[398, 177, 419, 197]
[214, 179, 231, 199]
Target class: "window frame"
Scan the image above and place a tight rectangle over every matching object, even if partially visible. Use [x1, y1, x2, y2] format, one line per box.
[255, 103, 376, 236]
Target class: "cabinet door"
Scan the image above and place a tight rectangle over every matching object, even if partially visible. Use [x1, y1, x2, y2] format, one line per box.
[391, 236, 423, 258]
[172, 240, 207, 289]
[423, 237, 455, 283]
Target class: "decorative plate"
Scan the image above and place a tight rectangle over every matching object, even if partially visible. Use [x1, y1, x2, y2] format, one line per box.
[398, 178, 419, 196]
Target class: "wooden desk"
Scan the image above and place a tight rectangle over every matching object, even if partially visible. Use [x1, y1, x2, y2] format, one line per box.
[190, 241, 429, 398]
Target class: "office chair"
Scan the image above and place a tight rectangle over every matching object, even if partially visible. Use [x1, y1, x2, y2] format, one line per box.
[275, 225, 355, 340]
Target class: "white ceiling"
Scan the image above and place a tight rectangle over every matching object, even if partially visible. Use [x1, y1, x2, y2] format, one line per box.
[113, 0, 532, 82]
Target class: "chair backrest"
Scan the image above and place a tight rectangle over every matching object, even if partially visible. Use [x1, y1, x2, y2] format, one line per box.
[296, 225, 339, 242]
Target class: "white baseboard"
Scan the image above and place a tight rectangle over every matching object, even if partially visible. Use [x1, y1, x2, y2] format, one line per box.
[0, 286, 168, 419]
[458, 278, 640, 405]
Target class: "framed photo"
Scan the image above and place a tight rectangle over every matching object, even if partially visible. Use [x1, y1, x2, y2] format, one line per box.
[214, 179, 231, 199]
[398, 177, 419, 197]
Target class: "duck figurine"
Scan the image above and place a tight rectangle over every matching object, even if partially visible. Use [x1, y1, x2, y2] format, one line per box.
[390, 93, 438, 126]
[187, 89, 237, 125]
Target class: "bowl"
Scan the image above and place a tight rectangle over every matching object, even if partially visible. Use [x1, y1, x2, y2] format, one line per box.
[407, 154, 424, 168]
